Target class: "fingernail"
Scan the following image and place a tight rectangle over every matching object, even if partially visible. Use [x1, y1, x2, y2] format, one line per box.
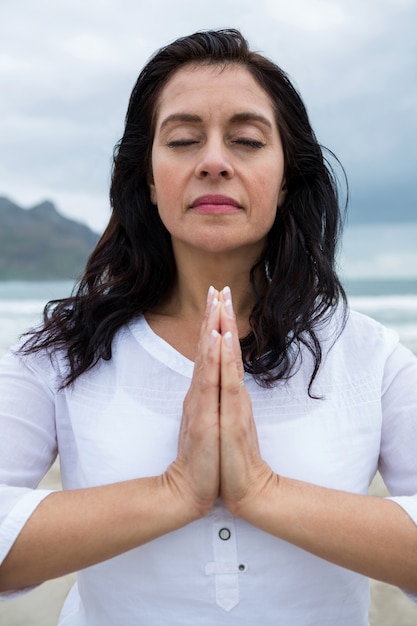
[222, 287, 234, 317]
[224, 298, 234, 317]
[210, 329, 219, 346]
[224, 331, 233, 348]
[207, 285, 215, 304]
[210, 297, 218, 314]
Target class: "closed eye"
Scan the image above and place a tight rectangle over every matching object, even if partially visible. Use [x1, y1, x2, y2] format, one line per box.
[166, 138, 266, 149]
[233, 138, 266, 149]
[167, 140, 199, 148]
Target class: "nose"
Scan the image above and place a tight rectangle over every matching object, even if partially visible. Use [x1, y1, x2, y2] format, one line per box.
[195, 138, 234, 179]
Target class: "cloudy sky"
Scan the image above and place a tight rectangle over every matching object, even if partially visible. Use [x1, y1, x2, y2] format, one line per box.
[0, 0, 416, 238]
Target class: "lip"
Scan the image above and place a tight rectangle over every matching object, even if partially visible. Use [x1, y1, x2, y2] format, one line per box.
[190, 194, 242, 214]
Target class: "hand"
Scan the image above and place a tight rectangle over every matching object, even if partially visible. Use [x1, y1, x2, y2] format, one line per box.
[164, 287, 221, 519]
[218, 287, 277, 517]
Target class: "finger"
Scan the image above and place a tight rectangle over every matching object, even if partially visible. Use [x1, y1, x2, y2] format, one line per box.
[220, 328, 265, 511]
[219, 325, 255, 440]
[203, 285, 220, 337]
[220, 330, 245, 399]
[186, 287, 221, 414]
[219, 328, 254, 490]
[178, 305, 221, 507]
[219, 286, 245, 383]
[175, 324, 221, 514]
[174, 324, 221, 436]
[193, 286, 220, 365]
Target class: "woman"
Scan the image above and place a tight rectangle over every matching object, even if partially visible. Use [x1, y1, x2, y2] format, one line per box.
[0, 29, 416, 625]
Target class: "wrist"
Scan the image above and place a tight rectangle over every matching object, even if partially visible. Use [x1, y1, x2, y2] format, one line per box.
[223, 464, 280, 521]
[160, 462, 217, 524]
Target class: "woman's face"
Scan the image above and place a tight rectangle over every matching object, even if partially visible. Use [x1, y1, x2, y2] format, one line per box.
[150, 63, 286, 260]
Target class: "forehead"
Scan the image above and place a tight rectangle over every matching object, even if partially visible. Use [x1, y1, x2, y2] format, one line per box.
[154, 63, 276, 127]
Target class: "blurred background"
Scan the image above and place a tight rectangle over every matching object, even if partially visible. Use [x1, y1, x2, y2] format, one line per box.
[0, 0, 416, 623]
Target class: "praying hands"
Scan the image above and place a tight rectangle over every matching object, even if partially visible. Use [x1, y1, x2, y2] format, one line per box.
[165, 286, 276, 520]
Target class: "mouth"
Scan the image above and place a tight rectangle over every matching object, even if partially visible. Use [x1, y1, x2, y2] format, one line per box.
[190, 195, 242, 215]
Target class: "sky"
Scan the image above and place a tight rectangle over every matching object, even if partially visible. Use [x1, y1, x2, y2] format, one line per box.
[0, 0, 416, 244]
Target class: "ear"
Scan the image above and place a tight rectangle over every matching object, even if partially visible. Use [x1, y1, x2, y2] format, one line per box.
[147, 171, 157, 206]
[149, 183, 157, 206]
[277, 180, 287, 207]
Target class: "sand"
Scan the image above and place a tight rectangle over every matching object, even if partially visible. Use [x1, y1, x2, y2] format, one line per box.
[1, 468, 416, 625]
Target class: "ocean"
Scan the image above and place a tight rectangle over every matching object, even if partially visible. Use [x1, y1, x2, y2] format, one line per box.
[0, 278, 416, 357]
[0, 280, 74, 356]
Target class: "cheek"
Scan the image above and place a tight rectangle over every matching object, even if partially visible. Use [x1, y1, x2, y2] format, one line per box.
[256, 174, 282, 212]
[151, 161, 182, 206]
[252, 186, 282, 233]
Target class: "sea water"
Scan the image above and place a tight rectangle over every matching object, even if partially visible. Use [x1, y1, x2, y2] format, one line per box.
[0, 280, 74, 355]
[0, 278, 416, 357]
[343, 278, 417, 354]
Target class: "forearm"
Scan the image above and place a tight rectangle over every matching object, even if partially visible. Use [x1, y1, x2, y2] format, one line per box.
[238, 475, 417, 592]
[0, 473, 198, 592]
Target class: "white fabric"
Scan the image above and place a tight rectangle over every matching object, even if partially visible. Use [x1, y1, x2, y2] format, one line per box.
[0, 309, 417, 625]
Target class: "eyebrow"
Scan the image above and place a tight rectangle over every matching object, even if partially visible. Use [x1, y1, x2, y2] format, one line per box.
[158, 111, 273, 132]
[229, 112, 273, 129]
[158, 113, 202, 132]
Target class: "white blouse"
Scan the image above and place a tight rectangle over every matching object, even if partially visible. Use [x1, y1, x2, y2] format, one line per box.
[0, 310, 417, 625]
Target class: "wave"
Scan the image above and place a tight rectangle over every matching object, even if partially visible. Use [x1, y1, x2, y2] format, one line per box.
[349, 295, 417, 310]
[1, 292, 417, 357]
[0, 300, 47, 316]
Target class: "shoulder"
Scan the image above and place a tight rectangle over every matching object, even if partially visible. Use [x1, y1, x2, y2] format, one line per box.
[0, 345, 59, 401]
[318, 307, 403, 378]
[343, 308, 398, 351]
[303, 307, 417, 401]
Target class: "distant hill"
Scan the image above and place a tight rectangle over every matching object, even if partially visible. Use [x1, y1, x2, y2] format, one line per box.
[0, 197, 100, 280]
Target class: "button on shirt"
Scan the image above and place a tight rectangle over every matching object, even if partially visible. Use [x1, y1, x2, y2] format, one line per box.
[0, 310, 417, 625]
[219, 528, 231, 541]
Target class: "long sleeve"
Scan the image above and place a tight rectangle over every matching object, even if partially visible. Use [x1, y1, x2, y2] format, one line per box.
[380, 340, 417, 495]
[377, 339, 417, 601]
[0, 349, 58, 594]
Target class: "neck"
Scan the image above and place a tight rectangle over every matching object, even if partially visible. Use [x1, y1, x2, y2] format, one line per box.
[157, 246, 265, 322]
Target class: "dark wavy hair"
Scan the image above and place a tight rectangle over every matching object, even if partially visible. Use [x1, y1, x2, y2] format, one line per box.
[21, 28, 347, 393]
